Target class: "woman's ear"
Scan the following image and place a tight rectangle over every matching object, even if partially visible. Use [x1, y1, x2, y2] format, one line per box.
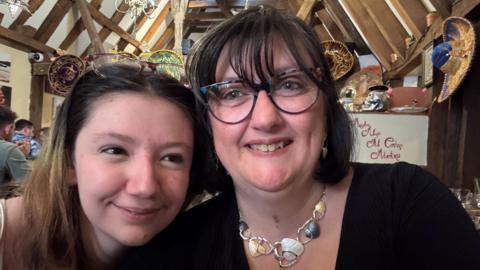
[66, 167, 77, 186]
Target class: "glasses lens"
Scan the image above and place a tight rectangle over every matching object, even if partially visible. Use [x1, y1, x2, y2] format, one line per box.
[271, 70, 319, 113]
[90, 53, 141, 76]
[206, 81, 255, 124]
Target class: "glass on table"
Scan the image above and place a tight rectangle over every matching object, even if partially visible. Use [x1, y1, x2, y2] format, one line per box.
[449, 188, 473, 208]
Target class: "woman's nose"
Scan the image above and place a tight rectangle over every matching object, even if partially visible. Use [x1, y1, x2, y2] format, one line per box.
[249, 91, 284, 131]
[125, 156, 159, 198]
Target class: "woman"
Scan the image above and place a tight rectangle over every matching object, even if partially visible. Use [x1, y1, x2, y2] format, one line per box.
[123, 6, 480, 270]
[0, 64, 209, 269]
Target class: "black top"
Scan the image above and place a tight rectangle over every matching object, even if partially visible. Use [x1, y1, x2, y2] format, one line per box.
[122, 162, 480, 269]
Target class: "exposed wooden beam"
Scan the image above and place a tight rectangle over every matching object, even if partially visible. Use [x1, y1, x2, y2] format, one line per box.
[34, 0, 73, 43]
[216, 0, 232, 17]
[140, 2, 171, 45]
[60, 0, 104, 51]
[341, 0, 392, 70]
[76, 0, 105, 54]
[117, 15, 149, 51]
[322, 0, 370, 54]
[386, 0, 480, 78]
[87, 2, 141, 50]
[313, 24, 332, 42]
[360, 0, 407, 61]
[152, 23, 175, 51]
[389, 0, 428, 40]
[97, 1, 130, 44]
[188, 0, 287, 9]
[0, 25, 55, 53]
[185, 11, 226, 20]
[80, 0, 128, 57]
[315, 9, 345, 42]
[384, 20, 442, 79]
[429, 0, 451, 19]
[452, 0, 480, 16]
[296, 0, 315, 21]
[188, 1, 218, 9]
[9, 0, 44, 30]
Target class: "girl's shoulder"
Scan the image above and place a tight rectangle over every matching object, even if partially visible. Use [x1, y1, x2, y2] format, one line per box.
[2, 197, 26, 268]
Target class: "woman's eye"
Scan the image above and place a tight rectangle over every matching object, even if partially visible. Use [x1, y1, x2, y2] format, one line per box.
[101, 147, 127, 155]
[280, 80, 303, 90]
[162, 154, 184, 164]
[221, 89, 244, 100]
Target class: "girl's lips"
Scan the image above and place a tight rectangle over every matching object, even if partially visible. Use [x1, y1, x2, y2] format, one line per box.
[113, 203, 161, 216]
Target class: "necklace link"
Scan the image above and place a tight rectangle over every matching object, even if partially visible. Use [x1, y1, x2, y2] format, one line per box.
[238, 187, 327, 268]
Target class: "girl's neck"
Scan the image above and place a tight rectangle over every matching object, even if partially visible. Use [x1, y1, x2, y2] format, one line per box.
[234, 179, 325, 240]
[80, 212, 128, 269]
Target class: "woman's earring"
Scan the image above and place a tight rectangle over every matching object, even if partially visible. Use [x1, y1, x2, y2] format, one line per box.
[322, 146, 328, 159]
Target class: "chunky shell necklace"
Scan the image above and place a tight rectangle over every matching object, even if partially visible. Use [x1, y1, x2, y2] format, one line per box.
[238, 188, 327, 268]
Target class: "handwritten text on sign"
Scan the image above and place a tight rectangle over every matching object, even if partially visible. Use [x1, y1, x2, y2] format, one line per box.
[349, 113, 428, 165]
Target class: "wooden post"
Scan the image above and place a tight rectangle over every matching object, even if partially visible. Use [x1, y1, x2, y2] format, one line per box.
[75, 0, 105, 54]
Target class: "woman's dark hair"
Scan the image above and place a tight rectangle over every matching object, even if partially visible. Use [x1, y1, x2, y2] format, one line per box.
[186, 5, 354, 192]
[19, 64, 209, 269]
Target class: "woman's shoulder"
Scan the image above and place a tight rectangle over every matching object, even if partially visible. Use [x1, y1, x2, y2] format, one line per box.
[121, 192, 238, 269]
[352, 162, 439, 188]
[349, 162, 449, 210]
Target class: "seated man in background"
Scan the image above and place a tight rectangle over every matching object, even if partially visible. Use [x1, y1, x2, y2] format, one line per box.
[0, 107, 30, 183]
[12, 119, 41, 160]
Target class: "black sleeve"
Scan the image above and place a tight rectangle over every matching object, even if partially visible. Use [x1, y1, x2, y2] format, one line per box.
[394, 163, 480, 269]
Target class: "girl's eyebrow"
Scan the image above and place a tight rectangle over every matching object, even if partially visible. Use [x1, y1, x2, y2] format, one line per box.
[92, 132, 134, 143]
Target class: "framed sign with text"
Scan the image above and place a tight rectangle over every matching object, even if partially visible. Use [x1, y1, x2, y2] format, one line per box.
[350, 113, 428, 165]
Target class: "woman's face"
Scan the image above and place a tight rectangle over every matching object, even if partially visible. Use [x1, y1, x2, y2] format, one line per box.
[71, 92, 193, 250]
[210, 43, 327, 192]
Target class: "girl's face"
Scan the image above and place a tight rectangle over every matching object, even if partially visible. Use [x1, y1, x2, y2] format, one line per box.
[71, 92, 193, 253]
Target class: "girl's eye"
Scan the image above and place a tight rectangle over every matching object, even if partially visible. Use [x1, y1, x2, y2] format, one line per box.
[101, 147, 127, 155]
[162, 154, 184, 164]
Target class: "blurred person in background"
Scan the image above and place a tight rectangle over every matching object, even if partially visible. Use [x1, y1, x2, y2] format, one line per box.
[0, 106, 30, 184]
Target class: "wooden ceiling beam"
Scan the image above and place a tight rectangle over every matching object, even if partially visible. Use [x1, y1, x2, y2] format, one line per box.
[140, 2, 171, 45]
[97, 2, 130, 42]
[86, 2, 141, 50]
[341, 0, 392, 70]
[188, 0, 287, 9]
[216, 0, 233, 17]
[313, 24, 332, 42]
[34, 0, 73, 43]
[152, 22, 175, 51]
[296, 0, 316, 21]
[9, 0, 44, 30]
[360, 0, 406, 61]
[389, 0, 428, 40]
[76, 0, 105, 54]
[0, 25, 55, 53]
[185, 12, 227, 20]
[315, 9, 345, 42]
[117, 15, 149, 51]
[429, 0, 451, 19]
[60, 0, 104, 51]
[81, 1, 130, 58]
[386, 0, 480, 79]
[321, 0, 369, 54]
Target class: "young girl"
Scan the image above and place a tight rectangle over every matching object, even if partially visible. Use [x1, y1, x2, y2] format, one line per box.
[0, 64, 209, 269]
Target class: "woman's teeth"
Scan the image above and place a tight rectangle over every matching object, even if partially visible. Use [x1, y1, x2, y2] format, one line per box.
[249, 141, 288, 152]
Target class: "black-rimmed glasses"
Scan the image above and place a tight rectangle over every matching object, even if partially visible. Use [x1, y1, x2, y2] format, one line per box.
[199, 68, 320, 124]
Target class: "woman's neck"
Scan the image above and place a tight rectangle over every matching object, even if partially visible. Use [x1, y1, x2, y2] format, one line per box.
[234, 179, 325, 240]
[80, 212, 128, 269]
